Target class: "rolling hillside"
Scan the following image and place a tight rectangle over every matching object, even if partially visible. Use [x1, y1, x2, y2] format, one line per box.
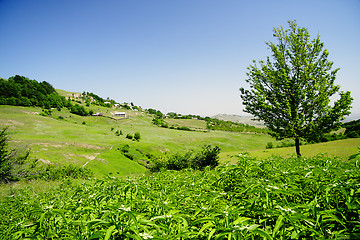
[1, 87, 359, 178]
[0, 95, 274, 177]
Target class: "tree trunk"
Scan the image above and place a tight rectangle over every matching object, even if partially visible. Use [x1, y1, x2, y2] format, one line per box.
[295, 137, 301, 157]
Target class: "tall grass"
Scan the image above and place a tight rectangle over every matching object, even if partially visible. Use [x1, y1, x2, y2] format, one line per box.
[1, 153, 359, 239]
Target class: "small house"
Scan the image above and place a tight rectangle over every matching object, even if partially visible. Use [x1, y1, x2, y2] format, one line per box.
[113, 112, 126, 118]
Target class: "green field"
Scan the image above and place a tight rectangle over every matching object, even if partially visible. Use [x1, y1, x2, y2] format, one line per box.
[0, 105, 274, 177]
[1, 103, 359, 177]
[1, 100, 360, 239]
[249, 138, 360, 159]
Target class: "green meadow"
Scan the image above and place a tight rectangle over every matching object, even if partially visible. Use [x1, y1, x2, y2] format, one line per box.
[1, 103, 359, 177]
[0, 104, 274, 177]
[1, 98, 360, 239]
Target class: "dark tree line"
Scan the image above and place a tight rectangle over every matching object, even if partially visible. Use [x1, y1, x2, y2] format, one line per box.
[0, 75, 93, 116]
[343, 119, 360, 138]
[206, 118, 268, 134]
[0, 75, 67, 110]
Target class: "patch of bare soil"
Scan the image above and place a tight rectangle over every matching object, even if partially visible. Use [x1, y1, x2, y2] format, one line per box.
[38, 158, 52, 164]
[82, 153, 101, 167]
[2, 120, 24, 126]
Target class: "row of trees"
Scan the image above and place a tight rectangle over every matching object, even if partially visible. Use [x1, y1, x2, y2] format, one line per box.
[343, 119, 360, 138]
[148, 108, 268, 133]
[0, 75, 93, 116]
[0, 75, 67, 109]
[206, 118, 268, 134]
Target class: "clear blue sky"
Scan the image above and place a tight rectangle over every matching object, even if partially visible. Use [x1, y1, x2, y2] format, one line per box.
[1, 0, 359, 119]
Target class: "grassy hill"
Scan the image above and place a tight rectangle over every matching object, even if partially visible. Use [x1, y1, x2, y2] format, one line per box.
[0, 101, 274, 177]
[1, 89, 360, 239]
[1, 88, 359, 178]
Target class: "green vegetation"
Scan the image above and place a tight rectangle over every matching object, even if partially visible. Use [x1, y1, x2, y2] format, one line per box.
[150, 145, 220, 171]
[249, 138, 360, 160]
[206, 118, 267, 134]
[344, 119, 360, 138]
[1, 153, 359, 239]
[0, 75, 67, 109]
[0, 128, 31, 182]
[1, 19, 360, 239]
[240, 21, 353, 156]
[149, 108, 268, 134]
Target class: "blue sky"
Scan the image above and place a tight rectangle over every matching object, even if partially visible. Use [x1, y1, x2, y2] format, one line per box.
[1, 0, 359, 119]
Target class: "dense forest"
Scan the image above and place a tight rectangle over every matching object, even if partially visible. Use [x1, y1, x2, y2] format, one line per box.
[0, 75, 66, 109]
[0, 75, 117, 116]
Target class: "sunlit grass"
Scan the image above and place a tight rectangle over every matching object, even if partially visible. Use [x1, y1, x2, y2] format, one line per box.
[1, 154, 359, 239]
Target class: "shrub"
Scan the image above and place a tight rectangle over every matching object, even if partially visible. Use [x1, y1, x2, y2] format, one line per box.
[0, 128, 31, 182]
[266, 142, 273, 149]
[126, 133, 133, 140]
[176, 126, 192, 131]
[119, 144, 130, 153]
[191, 145, 220, 170]
[124, 153, 134, 160]
[39, 109, 52, 116]
[150, 145, 221, 172]
[134, 132, 141, 141]
[36, 164, 93, 180]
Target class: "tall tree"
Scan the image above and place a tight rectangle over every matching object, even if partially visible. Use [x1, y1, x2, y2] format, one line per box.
[240, 21, 353, 156]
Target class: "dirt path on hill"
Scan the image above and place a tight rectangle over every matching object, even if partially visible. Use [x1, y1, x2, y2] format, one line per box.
[82, 153, 101, 167]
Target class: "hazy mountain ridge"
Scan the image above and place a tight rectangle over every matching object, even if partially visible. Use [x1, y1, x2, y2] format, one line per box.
[212, 114, 265, 128]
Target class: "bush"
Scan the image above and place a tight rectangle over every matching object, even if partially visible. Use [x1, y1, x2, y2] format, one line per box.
[39, 109, 52, 116]
[176, 126, 192, 131]
[134, 132, 141, 141]
[36, 164, 93, 180]
[0, 128, 31, 182]
[191, 145, 221, 170]
[150, 145, 221, 172]
[69, 103, 88, 116]
[266, 142, 273, 149]
[119, 144, 130, 153]
[124, 153, 134, 160]
[126, 133, 133, 140]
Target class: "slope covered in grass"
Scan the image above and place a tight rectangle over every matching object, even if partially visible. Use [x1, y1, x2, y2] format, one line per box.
[248, 138, 360, 160]
[0, 105, 274, 177]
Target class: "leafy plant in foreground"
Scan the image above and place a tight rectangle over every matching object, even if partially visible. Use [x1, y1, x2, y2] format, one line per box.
[1, 154, 359, 239]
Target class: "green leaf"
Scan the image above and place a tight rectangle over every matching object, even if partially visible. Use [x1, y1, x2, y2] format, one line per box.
[272, 215, 284, 237]
[104, 225, 116, 240]
[253, 228, 273, 240]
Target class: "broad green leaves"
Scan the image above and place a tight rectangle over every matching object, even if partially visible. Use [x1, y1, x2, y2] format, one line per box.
[0, 154, 359, 239]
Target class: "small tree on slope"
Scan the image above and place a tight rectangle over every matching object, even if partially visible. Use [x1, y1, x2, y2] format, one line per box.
[240, 21, 353, 156]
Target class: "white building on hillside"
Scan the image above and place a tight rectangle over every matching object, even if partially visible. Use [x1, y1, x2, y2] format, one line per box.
[113, 112, 126, 117]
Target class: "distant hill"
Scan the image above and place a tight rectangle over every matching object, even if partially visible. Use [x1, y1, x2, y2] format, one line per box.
[212, 114, 265, 128]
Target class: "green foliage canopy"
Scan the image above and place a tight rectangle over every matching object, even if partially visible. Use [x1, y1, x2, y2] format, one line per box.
[240, 21, 353, 156]
[0, 75, 67, 109]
